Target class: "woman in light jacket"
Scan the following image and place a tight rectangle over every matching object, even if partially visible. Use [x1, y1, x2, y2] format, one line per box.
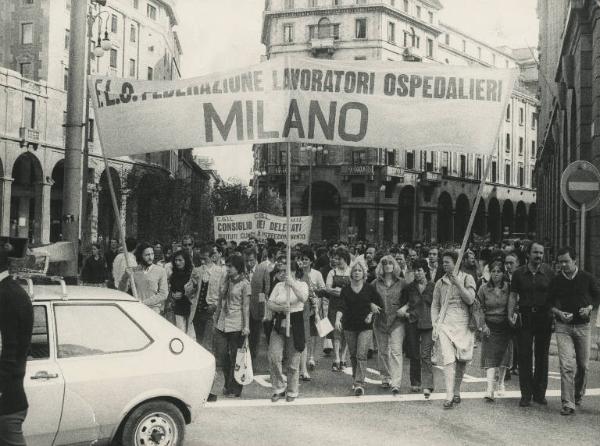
[431, 250, 477, 409]
[213, 255, 251, 398]
[267, 256, 309, 402]
[372, 255, 407, 395]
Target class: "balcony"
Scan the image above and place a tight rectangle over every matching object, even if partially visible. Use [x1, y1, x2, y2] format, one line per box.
[382, 166, 404, 181]
[420, 171, 442, 185]
[310, 37, 336, 56]
[340, 165, 375, 176]
[19, 127, 40, 149]
[267, 165, 299, 176]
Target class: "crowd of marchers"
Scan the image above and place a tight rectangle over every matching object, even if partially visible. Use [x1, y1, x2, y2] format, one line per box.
[78, 235, 599, 414]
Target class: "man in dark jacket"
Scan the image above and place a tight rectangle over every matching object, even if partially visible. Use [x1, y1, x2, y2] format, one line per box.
[0, 238, 33, 445]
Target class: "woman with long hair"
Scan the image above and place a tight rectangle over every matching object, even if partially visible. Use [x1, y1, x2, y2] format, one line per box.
[431, 250, 477, 409]
[168, 249, 194, 332]
[326, 247, 352, 372]
[478, 260, 513, 401]
[213, 255, 250, 398]
[336, 261, 383, 396]
[372, 255, 407, 395]
[267, 255, 309, 402]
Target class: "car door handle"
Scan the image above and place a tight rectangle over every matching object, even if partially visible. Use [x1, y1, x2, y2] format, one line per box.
[30, 371, 59, 380]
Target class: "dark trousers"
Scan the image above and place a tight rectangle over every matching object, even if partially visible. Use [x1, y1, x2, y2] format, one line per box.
[406, 323, 434, 390]
[193, 308, 214, 352]
[249, 317, 263, 360]
[213, 329, 244, 396]
[516, 311, 552, 400]
[0, 409, 27, 446]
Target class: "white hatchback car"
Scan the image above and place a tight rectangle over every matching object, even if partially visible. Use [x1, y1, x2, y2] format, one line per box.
[20, 283, 215, 446]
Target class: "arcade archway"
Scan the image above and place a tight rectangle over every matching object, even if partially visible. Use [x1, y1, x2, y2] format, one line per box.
[454, 194, 470, 241]
[502, 199, 514, 239]
[302, 181, 340, 242]
[398, 186, 415, 243]
[50, 161, 64, 242]
[10, 153, 43, 242]
[437, 192, 453, 243]
[515, 201, 528, 235]
[487, 197, 501, 243]
[97, 167, 122, 244]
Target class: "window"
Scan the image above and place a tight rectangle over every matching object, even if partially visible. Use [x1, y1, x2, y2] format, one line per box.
[351, 183, 366, 198]
[111, 14, 118, 33]
[147, 66, 153, 80]
[531, 168, 535, 188]
[519, 107, 524, 125]
[64, 29, 70, 50]
[416, 5, 421, 18]
[24, 0, 34, 4]
[284, 0, 294, 9]
[518, 165, 524, 187]
[21, 23, 33, 44]
[531, 141, 536, 158]
[387, 22, 395, 43]
[429, 11, 434, 23]
[283, 24, 294, 43]
[505, 163, 511, 185]
[386, 150, 396, 166]
[406, 150, 415, 169]
[109, 48, 117, 68]
[134, 0, 139, 8]
[147, 3, 157, 20]
[505, 133, 510, 152]
[352, 150, 366, 164]
[130, 25, 136, 43]
[333, 24, 340, 40]
[403, 0, 409, 12]
[20, 62, 33, 79]
[63, 67, 68, 91]
[355, 19, 367, 39]
[444, 33, 450, 45]
[333, 0, 340, 5]
[491, 161, 497, 182]
[475, 158, 482, 180]
[506, 104, 511, 121]
[354, 56, 367, 60]
[356, 0, 366, 4]
[518, 137, 524, 155]
[403, 31, 408, 47]
[309, 0, 318, 7]
[441, 152, 449, 176]
[459, 155, 466, 178]
[129, 58, 136, 77]
[29, 306, 49, 360]
[24, 98, 35, 128]
[279, 150, 288, 165]
[426, 38, 433, 58]
[425, 151, 433, 171]
[88, 118, 94, 142]
[55, 305, 152, 358]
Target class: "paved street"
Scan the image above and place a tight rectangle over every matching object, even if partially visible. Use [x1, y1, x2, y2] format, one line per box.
[190, 340, 600, 446]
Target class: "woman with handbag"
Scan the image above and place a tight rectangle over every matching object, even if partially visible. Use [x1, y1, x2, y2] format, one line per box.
[297, 247, 326, 381]
[213, 255, 251, 398]
[372, 255, 407, 395]
[267, 256, 309, 402]
[477, 260, 514, 401]
[431, 250, 477, 409]
[335, 261, 383, 396]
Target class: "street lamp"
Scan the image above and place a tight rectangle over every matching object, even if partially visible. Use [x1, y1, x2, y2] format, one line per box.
[300, 145, 327, 215]
[81, 3, 112, 247]
[254, 169, 266, 211]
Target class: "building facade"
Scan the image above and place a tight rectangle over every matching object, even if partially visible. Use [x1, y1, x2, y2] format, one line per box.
[0, 0, 196, 246]
[256, 0, 538, 244]
[536, 0, 600, 276]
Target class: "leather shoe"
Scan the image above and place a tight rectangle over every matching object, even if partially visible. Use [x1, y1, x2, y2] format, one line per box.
[452, 395, 461, 404]
[286, 395, 296, 402]
[519, 397, 531, 407]
[533, 396, 548, 405]
[560, 406, 574, 416]
[270, 392, 285, 403]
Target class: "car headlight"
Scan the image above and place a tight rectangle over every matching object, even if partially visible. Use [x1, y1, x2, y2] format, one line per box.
[169, 338, 184, 355]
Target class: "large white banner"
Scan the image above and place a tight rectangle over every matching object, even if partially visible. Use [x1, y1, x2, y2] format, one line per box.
[89, 57, 517, 157]
[214, 212, 312, 243]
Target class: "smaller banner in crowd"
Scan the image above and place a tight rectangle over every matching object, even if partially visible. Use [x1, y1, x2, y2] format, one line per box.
[214, 213, 312, 243]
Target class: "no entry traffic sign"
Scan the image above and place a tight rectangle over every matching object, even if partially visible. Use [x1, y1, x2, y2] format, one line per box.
[560, 161, 600, 211]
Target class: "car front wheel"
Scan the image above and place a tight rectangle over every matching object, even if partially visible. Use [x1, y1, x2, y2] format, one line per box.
[121, 400, 185, 446]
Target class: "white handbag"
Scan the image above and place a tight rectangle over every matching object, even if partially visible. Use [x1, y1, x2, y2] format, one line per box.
[234, 337, 254, 386]
[314, 312, 334, 338]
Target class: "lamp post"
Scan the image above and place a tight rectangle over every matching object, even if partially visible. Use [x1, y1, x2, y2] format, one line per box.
[81, 3, 112, 248]
[300, 145, 326, 215]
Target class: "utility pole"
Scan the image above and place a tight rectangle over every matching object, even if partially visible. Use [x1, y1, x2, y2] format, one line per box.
[62, 0, 88, 281]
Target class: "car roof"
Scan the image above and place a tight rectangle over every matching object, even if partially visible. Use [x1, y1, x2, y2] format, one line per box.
[25, 285, 139, 302]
